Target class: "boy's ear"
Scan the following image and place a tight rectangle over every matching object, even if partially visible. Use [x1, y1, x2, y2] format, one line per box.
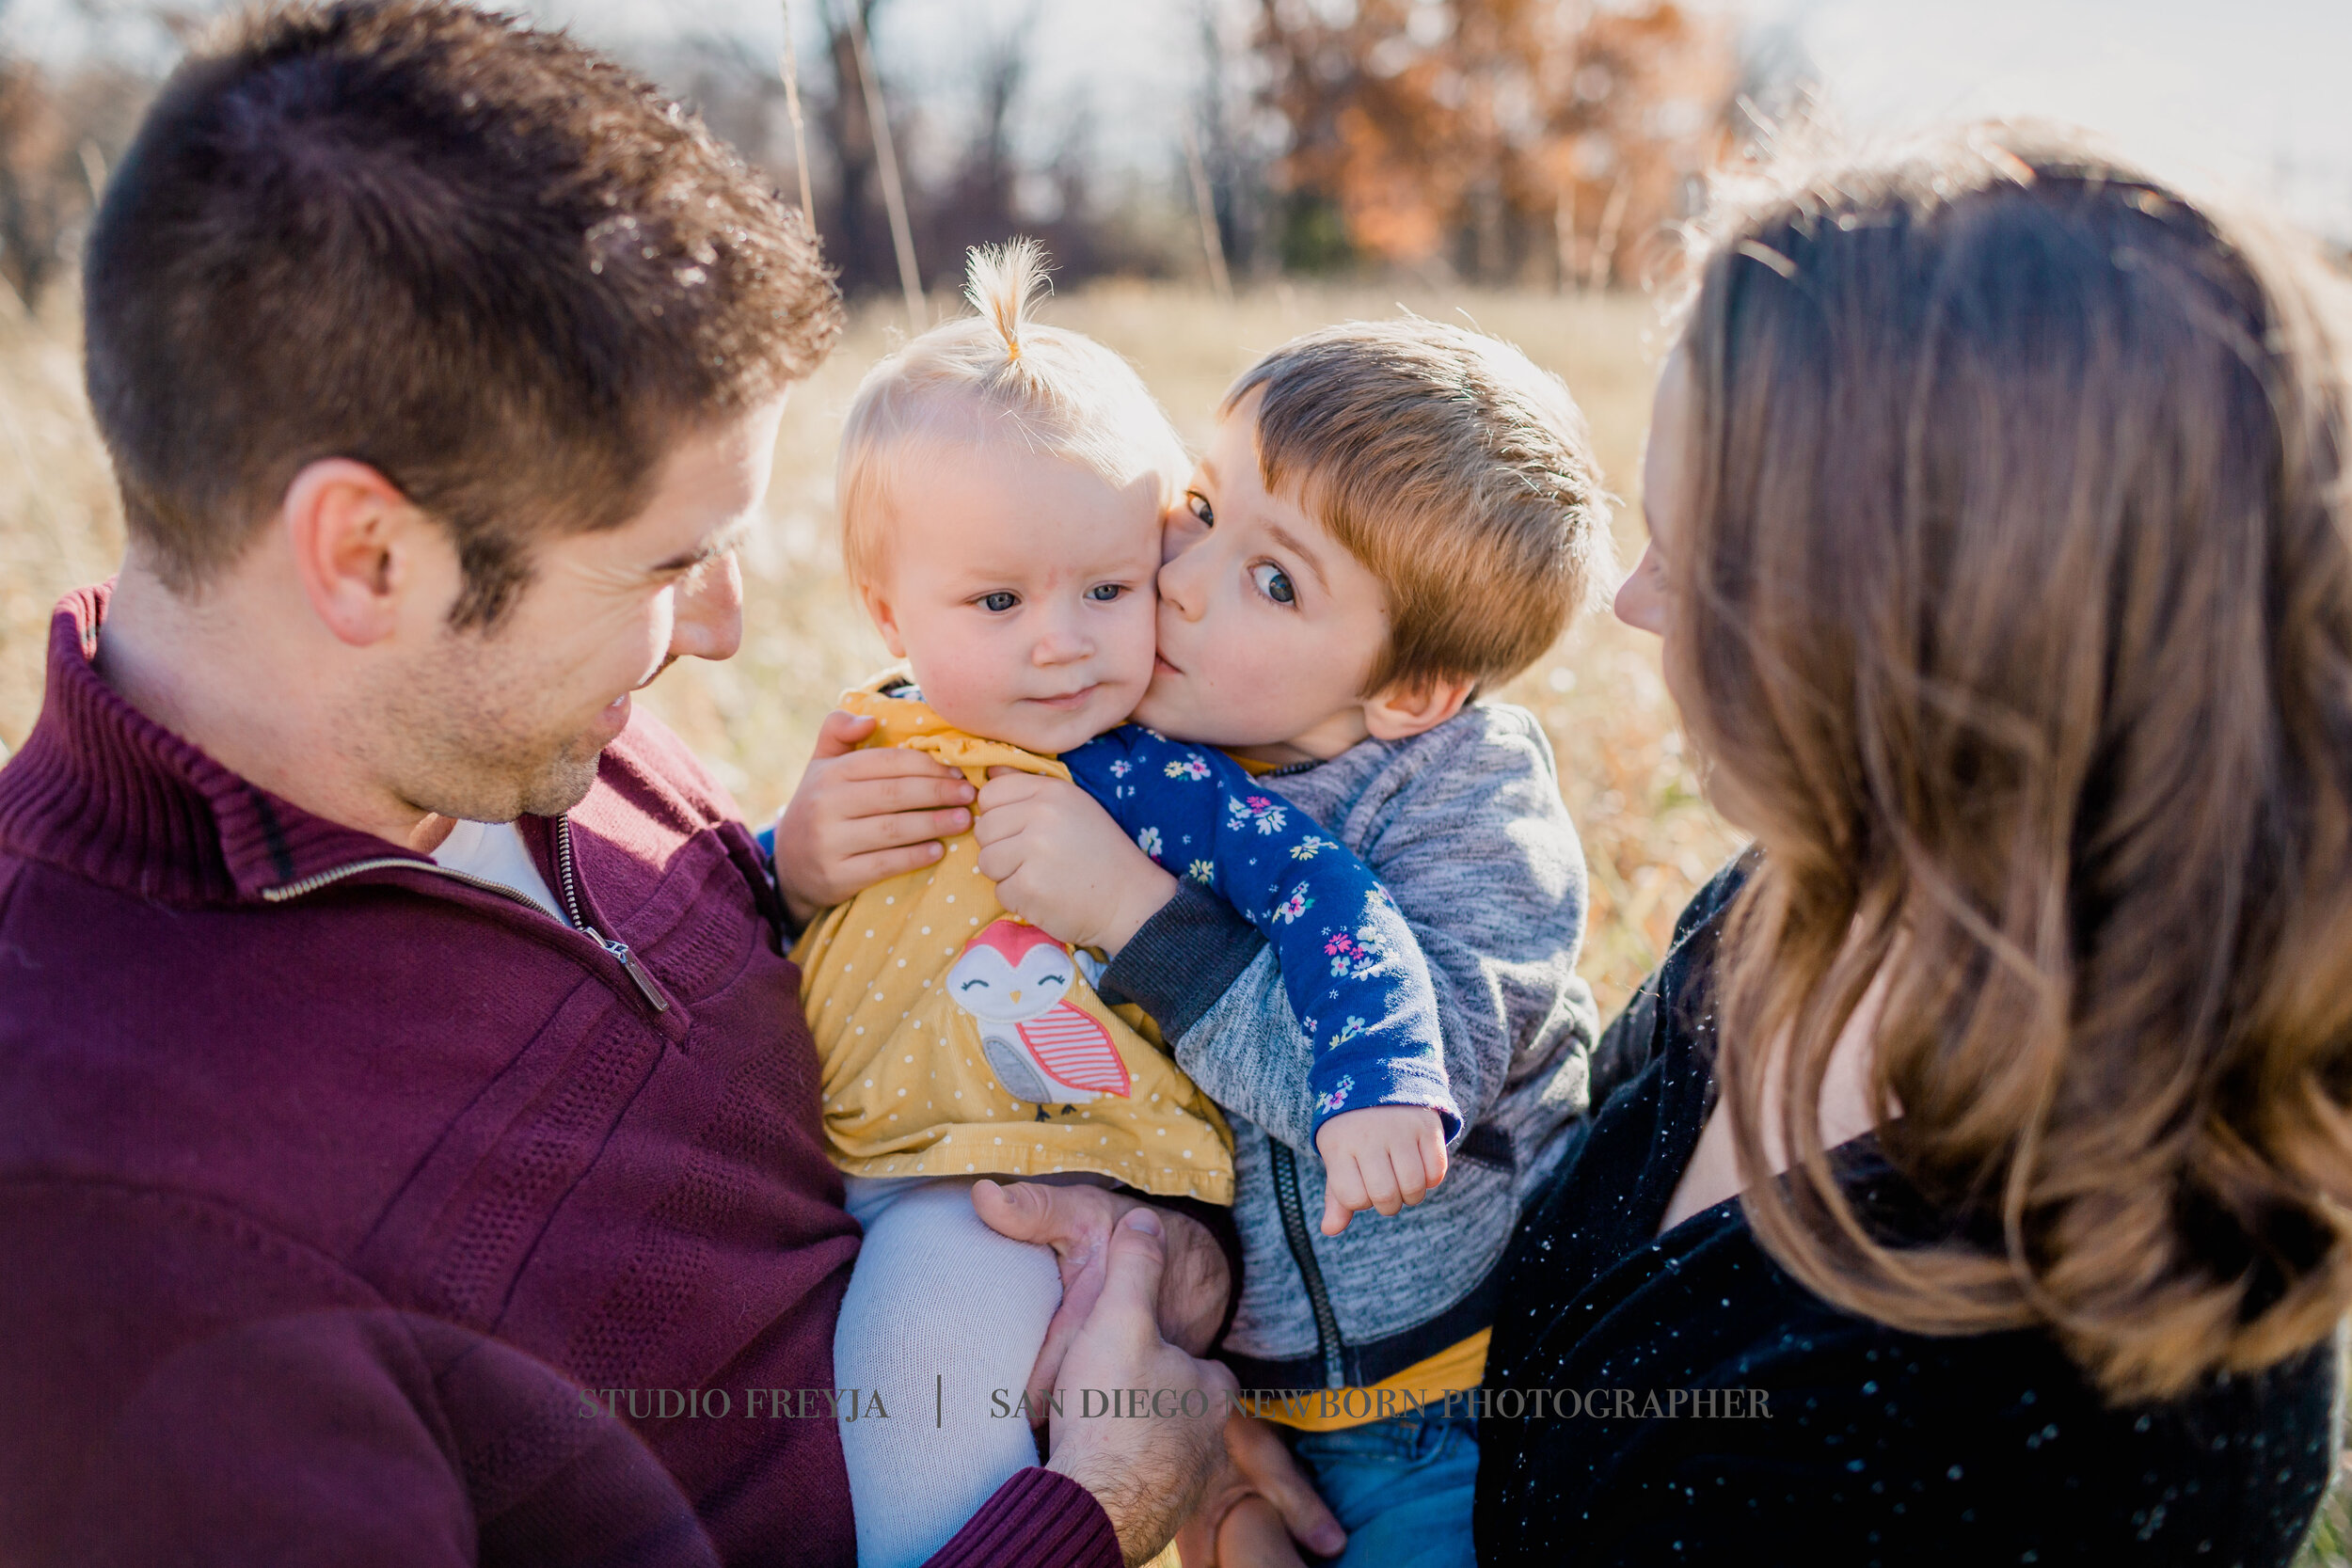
[859, 581, 910, 659]
[1363, 673, 1475, 741]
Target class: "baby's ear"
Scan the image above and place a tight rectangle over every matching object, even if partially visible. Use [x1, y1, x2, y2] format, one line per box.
[859, 582, 910, 658]
[1363, 674, 1474, 741]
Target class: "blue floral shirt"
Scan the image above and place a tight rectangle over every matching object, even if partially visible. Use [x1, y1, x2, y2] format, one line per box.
[1063, 726, 1458, 1142]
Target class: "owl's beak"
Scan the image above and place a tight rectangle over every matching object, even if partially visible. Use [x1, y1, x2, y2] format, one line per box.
[1009, 989, 1024, 1004]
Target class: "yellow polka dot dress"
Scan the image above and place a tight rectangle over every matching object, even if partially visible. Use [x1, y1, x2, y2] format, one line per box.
[790, 680, 1232, 1203]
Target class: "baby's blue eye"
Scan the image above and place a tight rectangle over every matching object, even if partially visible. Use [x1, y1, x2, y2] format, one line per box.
[978, 592, 1018, 613]
[1186, 492, 1214, 527]
[1250, 562, 1295, 606]
[1086, 583, 1124, 602]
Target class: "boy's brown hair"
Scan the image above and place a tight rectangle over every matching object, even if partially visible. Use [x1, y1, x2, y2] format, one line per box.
[1226, 318, 1610, 697]
[83, 0, 842, 626]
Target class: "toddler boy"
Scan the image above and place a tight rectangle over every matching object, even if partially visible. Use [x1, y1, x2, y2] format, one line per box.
[972, 318, 1609, 1567]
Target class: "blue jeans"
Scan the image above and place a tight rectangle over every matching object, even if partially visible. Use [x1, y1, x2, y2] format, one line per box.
[1286, 1408, 1480, 1568]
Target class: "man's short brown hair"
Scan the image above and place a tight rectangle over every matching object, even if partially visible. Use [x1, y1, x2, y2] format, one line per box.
[1227, 319, 1611, 696]
[83, 0, 842, 626]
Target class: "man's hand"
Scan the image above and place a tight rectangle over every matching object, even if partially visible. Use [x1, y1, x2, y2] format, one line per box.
[971, 770, 1178, 954]
[1172, 1414, 1347, 1568]
[972, 1179, 1229, 1424]
[1312, 1104, 1449, 1236]
[1042, 1208, 1236, 1566]
[771, 709, 975, 927]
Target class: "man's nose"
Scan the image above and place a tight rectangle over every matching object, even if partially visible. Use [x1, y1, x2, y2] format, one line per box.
[669, 552, 744, 663]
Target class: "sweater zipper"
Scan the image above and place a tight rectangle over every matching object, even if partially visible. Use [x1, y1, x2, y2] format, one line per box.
[259, 816, 669, 1014]
[551, 816, 668, 1012]
[1270, 1140, 1347, 1389]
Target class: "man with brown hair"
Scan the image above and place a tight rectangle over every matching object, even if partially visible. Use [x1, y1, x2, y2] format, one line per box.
[0, 4, 1267, 1563]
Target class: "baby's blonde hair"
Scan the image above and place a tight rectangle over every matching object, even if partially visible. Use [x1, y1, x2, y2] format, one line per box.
[836, 239, 1189, 590]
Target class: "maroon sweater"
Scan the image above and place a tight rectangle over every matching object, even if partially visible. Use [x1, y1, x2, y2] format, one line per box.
[0, 584, 1121, 1568]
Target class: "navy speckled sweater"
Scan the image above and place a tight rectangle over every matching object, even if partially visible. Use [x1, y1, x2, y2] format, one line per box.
[1476, 860, 2340, 1567]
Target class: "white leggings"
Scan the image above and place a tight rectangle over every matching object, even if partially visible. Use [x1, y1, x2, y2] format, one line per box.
[832, 1174, 1078, 1568]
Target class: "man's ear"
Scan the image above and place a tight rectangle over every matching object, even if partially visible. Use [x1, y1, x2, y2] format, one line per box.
[282, 458, 435, 648]
[860, 581, 910, 659]
[1363, 673, 1475, 741]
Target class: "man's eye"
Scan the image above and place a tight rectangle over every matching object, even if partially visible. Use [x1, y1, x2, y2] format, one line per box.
[1085, 583, 1125, 602]
[1250, 562, 1296, 606]
[1186, 491, 1214, 527]
[978, 592, 1019, 613]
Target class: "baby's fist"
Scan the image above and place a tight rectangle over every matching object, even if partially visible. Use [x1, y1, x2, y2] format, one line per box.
[1313, 1104, 1449, 1236]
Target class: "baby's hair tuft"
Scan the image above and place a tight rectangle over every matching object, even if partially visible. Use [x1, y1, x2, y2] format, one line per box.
[834, 240, 1188, 593]
[964, 239, 1052, 368]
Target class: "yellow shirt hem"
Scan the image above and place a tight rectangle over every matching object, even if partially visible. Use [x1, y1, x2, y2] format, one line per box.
[1250, 1328, 1490, 1432]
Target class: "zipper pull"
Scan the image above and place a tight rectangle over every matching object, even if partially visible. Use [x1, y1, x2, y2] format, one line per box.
[587, 927, 671, 1013]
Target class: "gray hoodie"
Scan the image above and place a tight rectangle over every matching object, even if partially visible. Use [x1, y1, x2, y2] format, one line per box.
[1100, 702, 1597, 1391]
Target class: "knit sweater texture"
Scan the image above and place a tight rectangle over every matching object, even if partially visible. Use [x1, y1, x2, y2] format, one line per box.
[0, 584, 1120, 1568]
[1102, 703, 1597, 1391]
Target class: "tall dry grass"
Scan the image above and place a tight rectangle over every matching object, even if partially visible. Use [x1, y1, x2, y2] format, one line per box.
[0, 279, 1740, 1017]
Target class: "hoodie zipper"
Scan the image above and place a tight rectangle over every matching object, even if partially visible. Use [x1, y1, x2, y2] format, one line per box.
[260, 816, 669, 1014]
[1271, 1140, 1348, 1389]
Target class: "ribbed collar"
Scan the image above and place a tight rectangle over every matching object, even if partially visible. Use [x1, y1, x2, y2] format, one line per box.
[0, 583, 428, 905]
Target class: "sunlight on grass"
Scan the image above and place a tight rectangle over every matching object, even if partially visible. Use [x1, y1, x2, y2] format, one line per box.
[0, 279, 1741, 1017]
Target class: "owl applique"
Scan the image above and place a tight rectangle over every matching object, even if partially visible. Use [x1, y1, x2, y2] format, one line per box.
[947, 918, 1132, 1107]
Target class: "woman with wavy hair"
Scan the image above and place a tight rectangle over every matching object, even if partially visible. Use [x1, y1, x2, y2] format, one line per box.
[1477, 132, 2352, 1564]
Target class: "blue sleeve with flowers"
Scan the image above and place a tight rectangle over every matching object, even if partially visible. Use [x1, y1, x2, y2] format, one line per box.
[1062, 725, 1459, 1142]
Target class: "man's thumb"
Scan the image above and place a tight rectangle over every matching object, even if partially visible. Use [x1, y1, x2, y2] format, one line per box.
[1097, 1207, 1168, 1321]
[811, 709, 877, 759]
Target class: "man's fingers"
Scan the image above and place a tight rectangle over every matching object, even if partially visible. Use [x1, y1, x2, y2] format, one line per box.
[1229, 1417, 1347, 1559]
[808, 708, 879, 760]
[1095, 1207, 1168, 1327]
[973, 1180, 1110, 1418]
[1217, 1496, 1311, 1568]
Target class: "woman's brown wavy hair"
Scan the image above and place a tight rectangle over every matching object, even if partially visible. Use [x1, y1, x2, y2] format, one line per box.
[1669, 130, 2352, 1400]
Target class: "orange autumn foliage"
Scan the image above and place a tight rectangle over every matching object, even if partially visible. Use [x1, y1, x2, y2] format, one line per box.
[1256, 0, 1740, 285]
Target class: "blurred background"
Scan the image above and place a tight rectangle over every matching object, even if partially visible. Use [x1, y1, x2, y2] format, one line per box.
[1, 0, 2349, 1052]
[4, 3, 2352, 1544]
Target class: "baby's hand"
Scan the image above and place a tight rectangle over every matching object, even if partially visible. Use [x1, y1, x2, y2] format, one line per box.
[771, 710, 975, 927]
[1313, 1105, 1449, 1236]
[973, 771, 1177, 954]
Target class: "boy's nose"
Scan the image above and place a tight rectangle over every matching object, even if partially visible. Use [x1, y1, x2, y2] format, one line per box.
[1154, 543, 1207, 621]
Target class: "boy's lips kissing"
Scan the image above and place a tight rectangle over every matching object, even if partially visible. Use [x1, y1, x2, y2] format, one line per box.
[1153, 653, 1183, 676]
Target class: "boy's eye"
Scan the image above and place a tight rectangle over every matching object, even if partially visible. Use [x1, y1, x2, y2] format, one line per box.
[1250, 562, 1296, 606]
[1085, 583, 1125, 602]
[1185, 491, 1214, 527]
[978, 592, 1019, 613]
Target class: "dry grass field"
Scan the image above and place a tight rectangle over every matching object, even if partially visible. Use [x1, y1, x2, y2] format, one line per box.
[0, 277, 1742, 1018]
[6, 274, 2350, 1568]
